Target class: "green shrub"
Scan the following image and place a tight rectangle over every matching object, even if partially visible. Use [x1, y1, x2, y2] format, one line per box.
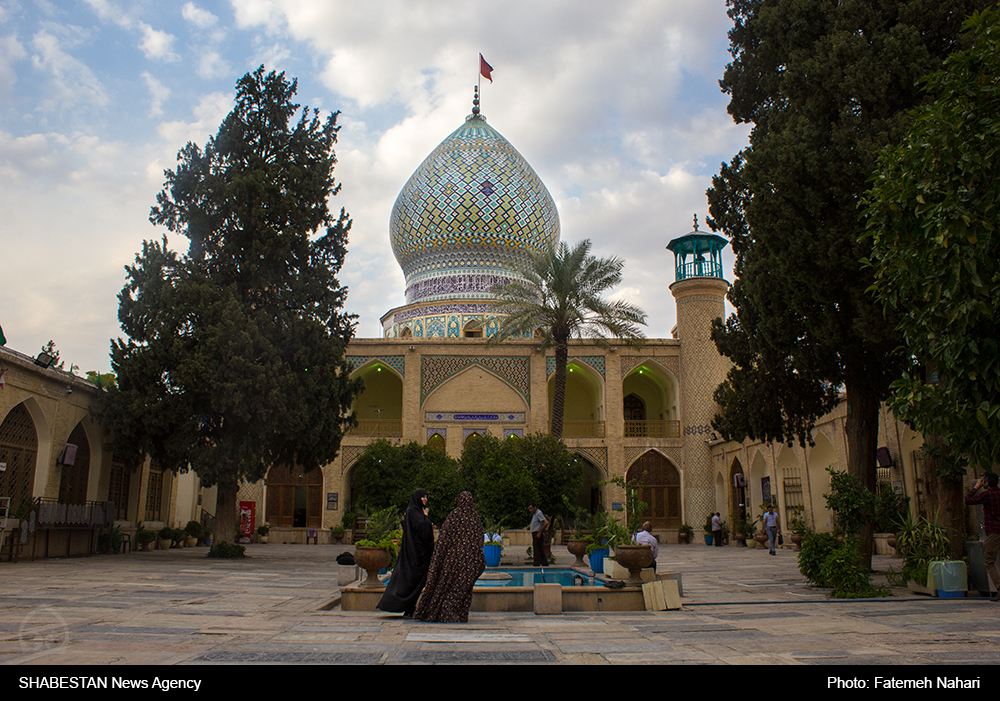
[207, 541, 246, 559]
[798, 531, 841, 586]
[823, 467, 875, 537]
[889, 511, 951, 586]
[820, 537, 889, 598]
[874, 489, 909, 533]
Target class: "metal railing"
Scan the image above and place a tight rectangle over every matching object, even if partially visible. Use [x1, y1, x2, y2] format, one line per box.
[19, 497, 114, 545]
[346, 419, 403, 438]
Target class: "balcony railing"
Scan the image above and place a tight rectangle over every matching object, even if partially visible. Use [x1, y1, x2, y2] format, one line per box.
[624, 420, 681, 438]
[555, 421, 606, 438]
[346, 419, 403, 438]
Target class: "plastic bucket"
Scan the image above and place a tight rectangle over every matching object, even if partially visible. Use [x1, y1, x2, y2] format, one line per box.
[938, 590, 966, 598]
[928, 560, 968, 595]
[589, 548, 609, 573]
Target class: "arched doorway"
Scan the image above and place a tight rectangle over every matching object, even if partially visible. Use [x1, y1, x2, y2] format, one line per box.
[730, 458, 747, 523]
[58, 423, 91, 505]
[427, 432, 446, 452]
[265, 464, 323, 529]
[0, 403, 38, 513]
[626, 450, 681, 529]
[623, 393, 645, 421]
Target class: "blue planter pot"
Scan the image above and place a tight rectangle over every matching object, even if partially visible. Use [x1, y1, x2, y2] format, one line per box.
[705, 533, 713, 546]
[483, 543, 502, 567]
[589, 548, 609, 573]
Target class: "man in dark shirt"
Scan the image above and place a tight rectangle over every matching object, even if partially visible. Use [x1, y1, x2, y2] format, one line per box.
[965, 472, 1000, 602]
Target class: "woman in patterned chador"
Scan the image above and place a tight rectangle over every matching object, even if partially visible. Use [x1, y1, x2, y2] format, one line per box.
[415, 491, 486, 623]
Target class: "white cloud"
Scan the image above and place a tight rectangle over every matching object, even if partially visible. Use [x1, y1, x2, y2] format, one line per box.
[0, 34, 28, 99]
[182, 3, 218, 30]
[142, 71, 170, 116]
[197, 50, 231, 79]
[138, 22, 180, 62]
[30, 29, 108, 110]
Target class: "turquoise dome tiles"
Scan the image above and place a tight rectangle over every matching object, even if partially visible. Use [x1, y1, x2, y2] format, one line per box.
[390, 115, 560, 304]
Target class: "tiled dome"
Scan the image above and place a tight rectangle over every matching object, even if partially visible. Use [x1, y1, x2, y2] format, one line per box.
[389, 114, 560, 305]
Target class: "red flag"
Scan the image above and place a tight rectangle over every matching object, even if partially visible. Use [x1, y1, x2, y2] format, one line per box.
[480, 54, 494, 83]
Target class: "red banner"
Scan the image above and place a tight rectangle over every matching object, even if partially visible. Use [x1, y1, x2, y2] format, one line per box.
[239, 501, 256, 544]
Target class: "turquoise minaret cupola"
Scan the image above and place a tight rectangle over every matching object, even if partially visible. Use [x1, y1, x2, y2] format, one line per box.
[666, 215, 728, 282]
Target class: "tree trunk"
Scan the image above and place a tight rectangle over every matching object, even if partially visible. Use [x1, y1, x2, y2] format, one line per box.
[214, 481, 240, 545]
[921, 434, 966, 560]
[845, 376, 880, 570]
[550, 341, 568, 440]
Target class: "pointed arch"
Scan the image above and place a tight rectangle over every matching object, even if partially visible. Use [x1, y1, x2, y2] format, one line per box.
[58, 421, 92, 505]
[807, 432, 839, 532]
[730, 457, 746, 523]
[0, 401, 42, 512]
[548, 358, 605, 436]
[749, 448, 769, 510]
[622, 360, 680, 437]
[626, 449, 682, 529]
[348, 360, 404, 438]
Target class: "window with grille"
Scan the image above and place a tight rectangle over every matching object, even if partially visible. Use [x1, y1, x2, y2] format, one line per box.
[145, 465, 164, 522]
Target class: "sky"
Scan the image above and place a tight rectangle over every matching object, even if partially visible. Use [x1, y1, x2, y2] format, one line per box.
[0, 0, 750, 375]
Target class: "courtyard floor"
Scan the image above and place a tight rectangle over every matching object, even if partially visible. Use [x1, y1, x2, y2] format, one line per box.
[1, 541, 997, 672]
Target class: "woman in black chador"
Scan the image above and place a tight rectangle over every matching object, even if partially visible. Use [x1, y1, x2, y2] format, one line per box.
[377, 489, 434, 617]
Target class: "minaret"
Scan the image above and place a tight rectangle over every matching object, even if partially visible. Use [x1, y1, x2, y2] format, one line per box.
[668, 216, 730, 525]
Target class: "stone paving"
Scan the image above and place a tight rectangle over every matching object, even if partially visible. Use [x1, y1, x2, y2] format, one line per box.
[1, 541, 998, 667]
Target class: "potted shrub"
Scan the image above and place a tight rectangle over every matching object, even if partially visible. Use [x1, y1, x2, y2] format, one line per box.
[136, 528, 157, 551]
[354, 506, 400, 589]
[678, 523, 694, 544]
[256, 524, 270, 544]
[562, 500, 590, 566]
[731, 512, 751, 547]
[184, 521, 203, 547]
[482, 515, 504, 568]
[582, 509, 611, 572]
[330, 525, 346, 543]
[787, 506, 809, 551]
[157, 527, 174, 550]
[342, 511, 357, 542]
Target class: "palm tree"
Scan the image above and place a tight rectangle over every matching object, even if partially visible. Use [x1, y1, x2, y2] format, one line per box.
[488, 239, 646, 439]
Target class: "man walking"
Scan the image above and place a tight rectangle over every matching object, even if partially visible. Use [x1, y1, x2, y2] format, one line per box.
[528, 503, 548, 567]
[966, 473, 1000, 602]
[763, 504, 780, 556]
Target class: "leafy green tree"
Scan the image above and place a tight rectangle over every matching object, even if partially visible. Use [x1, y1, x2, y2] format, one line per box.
[706, 0, 987, 563]
[350, 439, 462, 524]
[488, 240, 646, 438]
[104, 67, 362, 545]
[863, 8, 1000, 552]
[460, 432, 584, 527]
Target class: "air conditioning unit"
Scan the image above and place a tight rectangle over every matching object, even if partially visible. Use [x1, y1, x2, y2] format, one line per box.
[59, 443, 78, 466]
